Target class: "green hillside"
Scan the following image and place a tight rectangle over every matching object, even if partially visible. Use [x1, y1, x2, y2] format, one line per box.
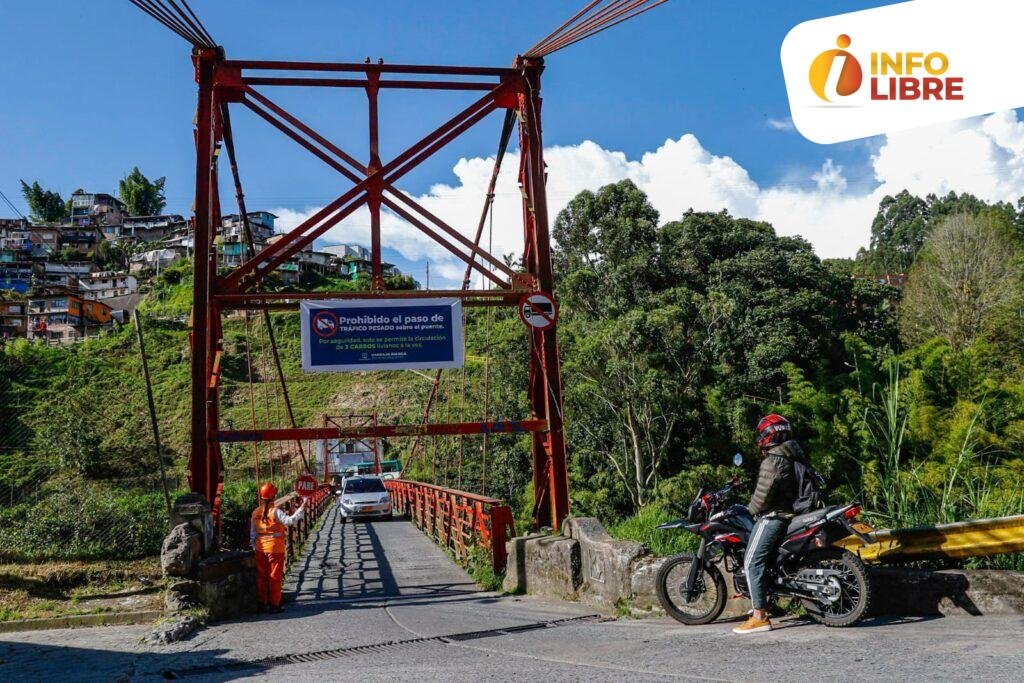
[3, 183, 1024, 569]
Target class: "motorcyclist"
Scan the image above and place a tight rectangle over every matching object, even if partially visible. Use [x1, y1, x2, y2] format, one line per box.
[732, 413, 808, 635]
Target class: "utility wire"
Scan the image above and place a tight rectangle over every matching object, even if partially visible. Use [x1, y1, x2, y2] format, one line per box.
[525, 0, 670, 58]
[0, 189, 26, 220]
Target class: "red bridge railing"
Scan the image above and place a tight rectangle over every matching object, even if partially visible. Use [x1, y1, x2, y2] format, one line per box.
[386, 480, 516, 572]
[276, 484, 333, 563]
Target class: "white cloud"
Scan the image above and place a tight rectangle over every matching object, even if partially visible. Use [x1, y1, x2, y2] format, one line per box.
[766, 117, 796, 132]
[272, 110, 1024, 285]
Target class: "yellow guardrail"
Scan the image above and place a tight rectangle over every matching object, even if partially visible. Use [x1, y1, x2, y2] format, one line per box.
[835, 514, 1024, 564]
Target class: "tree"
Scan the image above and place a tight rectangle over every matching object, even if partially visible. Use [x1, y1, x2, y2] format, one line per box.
[550, 183, 875, 516]
[856, 190, 1023, 275]
[900, 213, 1024, 349]
[860, 190, 929, 274]
[19, 180, 69, 223]
[118, 167, 166, 216]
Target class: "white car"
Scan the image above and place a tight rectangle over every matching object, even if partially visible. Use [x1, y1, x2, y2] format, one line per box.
[338, 475, 392, 520]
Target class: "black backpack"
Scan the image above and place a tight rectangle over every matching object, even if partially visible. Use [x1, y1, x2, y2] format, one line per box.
[792, 458, 828, 514]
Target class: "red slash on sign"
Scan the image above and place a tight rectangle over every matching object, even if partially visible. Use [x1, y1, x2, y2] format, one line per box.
[295, 473, 318, 497]
[518, 292, 559, 331]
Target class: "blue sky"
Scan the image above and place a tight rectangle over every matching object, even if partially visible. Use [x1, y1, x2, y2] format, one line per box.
[4, 1, 1019, 284]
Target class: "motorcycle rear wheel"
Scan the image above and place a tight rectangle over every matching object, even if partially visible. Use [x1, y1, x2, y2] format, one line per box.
[801, 548, 872, 627]
[655, 553, 727, 625]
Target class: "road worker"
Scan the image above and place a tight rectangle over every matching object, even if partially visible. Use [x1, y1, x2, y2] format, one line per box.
[250, 482, 306, 614]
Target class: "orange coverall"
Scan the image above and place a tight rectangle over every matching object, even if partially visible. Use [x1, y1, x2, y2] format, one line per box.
[250, 503, 303, 608]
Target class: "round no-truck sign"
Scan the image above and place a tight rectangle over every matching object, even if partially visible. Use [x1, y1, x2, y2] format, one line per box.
[519, 292, 559, 331]
[295, 474, 318, 497]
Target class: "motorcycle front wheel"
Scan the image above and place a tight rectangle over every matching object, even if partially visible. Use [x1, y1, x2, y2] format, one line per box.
[801, 548, 872, 627]
[655, 553, 727, 625]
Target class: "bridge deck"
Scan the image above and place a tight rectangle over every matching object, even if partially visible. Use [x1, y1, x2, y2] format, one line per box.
[2, 502, 1024, 680]
[283, 502, 479, 605]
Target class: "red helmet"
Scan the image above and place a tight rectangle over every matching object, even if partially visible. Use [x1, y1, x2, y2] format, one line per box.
[756, 414, 791, 450]
[258, 482, 278, 500]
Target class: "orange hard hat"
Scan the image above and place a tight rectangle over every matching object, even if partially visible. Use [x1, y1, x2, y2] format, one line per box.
[259, 482, 278, 500]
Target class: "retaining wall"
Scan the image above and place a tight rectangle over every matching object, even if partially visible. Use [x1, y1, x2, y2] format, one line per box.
[503, 517, 1024, 618]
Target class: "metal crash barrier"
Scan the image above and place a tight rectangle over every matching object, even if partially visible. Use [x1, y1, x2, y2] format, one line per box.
[836, 514, 1024, 564]
[276, 485, 334, 563]
[386, 480, 516, 572]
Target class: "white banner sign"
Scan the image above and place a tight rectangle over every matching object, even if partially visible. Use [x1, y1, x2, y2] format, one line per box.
[300, 298, 464, 373]
[781, 0, 1024, 144]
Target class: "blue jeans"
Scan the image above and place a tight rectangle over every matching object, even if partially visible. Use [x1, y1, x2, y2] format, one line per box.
[744, 516, 787, 611]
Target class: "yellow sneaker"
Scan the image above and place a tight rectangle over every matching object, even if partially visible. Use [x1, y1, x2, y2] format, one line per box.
[732, 615, 772, 634]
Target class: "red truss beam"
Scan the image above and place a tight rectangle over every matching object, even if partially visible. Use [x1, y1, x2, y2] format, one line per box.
[188, 50, 571, 531]
[219, 78, 512, 292]
[218, 419, 550, 443]
[225, 60, 514, 77]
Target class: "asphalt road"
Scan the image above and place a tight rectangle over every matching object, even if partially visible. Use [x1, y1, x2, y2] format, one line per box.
[2, 504, 1022, 682]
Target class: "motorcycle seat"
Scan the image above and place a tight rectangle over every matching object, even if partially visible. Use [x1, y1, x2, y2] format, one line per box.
[786, 506, 838, 534]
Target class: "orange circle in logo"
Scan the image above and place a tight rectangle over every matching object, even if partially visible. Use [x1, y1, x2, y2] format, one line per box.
[808, 34, 863, 102]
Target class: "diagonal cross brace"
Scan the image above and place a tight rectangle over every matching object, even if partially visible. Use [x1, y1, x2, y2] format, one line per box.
[221, 78, 519, 292]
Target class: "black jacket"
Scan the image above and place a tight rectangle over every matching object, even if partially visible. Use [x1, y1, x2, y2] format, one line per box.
[747, 440, 807, 517]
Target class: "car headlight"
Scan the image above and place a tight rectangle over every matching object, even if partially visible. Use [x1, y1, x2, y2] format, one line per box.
[342, 497, 353, 506]
[379, 495, 390, 504]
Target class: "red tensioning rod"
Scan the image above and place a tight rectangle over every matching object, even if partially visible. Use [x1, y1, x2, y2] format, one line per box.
[242, 97, 364, 183]
[383, 188, 520, 279]
[379, 196, 511, 289]
[244, 87, 366, 174]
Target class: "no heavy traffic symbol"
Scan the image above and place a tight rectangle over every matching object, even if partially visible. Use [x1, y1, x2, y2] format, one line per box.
[295, 474, 318, 496]
[519, 292, 558, 331]
[312, 311, 339, 339]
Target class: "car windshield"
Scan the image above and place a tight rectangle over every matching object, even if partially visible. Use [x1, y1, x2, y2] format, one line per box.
[344, 478, 386, 494]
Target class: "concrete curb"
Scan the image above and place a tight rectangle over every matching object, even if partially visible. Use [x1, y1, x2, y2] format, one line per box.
[0, 609, 163, 633]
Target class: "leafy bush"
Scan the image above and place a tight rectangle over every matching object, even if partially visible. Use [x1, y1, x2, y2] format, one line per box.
[608, 504, 698, 556]
[0, 483, 169, 562]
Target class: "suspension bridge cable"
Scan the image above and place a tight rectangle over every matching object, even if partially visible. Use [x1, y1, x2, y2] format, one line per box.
[168, 0, 217, 47]
[543, 0, 671, 55]
[524, 0, 671, 58]
[127, 0, 216, 47]
[129, 0, 201, 44]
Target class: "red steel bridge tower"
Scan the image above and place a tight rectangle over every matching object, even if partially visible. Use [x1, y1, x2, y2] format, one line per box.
[129, 0, 671, 532]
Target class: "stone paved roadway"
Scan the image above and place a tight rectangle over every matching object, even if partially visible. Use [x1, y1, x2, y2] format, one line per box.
[2, 503, 1023, 681]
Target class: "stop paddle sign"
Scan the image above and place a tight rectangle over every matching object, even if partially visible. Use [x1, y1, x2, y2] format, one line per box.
[295, 474, 318, 497]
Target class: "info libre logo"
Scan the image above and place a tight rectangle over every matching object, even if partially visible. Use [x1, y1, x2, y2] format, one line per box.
[809, 34, 964, 104]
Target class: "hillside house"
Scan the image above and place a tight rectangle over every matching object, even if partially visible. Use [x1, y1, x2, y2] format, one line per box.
[0, 295, 27, 338]
[27, 287, 113, 342]
[130, 246, 186, 273]
[122, 214, 187, 242]
[59, 226, 102, 255]
[28, 227, 60, 256]
[219, 212, 276, 267]
[69, 191, 125, 227]
[41, 261, 94, 289]
[78, 271, 138, 300]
